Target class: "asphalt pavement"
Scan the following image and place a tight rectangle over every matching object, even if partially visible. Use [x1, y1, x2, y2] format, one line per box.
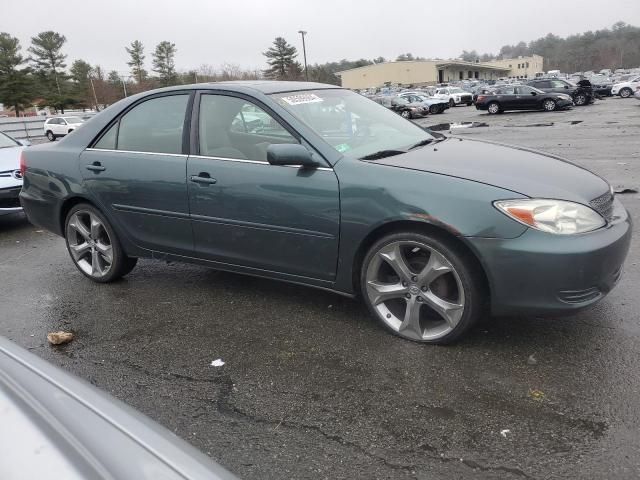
[1, 96, 639, 480]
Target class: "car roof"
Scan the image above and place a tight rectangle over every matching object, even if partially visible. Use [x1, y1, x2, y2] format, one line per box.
[150, 80, 341, 95]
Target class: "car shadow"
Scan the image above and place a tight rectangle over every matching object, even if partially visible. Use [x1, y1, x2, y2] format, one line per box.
[0, 212, 31, 233]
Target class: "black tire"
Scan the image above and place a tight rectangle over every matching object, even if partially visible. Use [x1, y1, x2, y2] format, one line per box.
[46, 130, 55, 141]
[487, 102, 500, 114]
[64, 203, 137, 283]
[573, 93, 587, 106]
[466, 102, 473, 106]
[359, 231, 485, 344]
[400, 109, 412, 119]
[429, 104, 439, 114]
[68, 129, 74, 134]
[437, 106, 445, 114]
[542, 99, 557, 111]
[448, 98, 455, 107]
[620, 88, 632, 98]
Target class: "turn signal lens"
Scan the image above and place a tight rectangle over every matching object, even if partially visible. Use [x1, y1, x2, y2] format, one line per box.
[19, 151, 25, 177]
[494, 199, 606, 234]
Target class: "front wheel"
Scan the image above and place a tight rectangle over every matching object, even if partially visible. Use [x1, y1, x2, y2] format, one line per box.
[448, 99, 455, 107]
[466, 102, 473, 106]
[620, 88, 632, 98]
[360, 232, 484, 344]
[429, 104, 439, 114]
[542, 99, 557, 111]
[487, 102, 500, 114]
[65, 203, 138, 283]
[400, 110, 412, 119]
[46, 131, 55, 141]
[573, 93, 587, 106]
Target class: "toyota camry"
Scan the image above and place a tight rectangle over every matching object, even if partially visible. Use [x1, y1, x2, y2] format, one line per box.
[20, 81, 632, 343]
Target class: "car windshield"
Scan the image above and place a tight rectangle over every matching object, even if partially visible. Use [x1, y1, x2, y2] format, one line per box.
[63, 116, 84, 123]
[0, 132, 19, 149]
[272, 89, 435, 159]
[450, 88, 465, 93]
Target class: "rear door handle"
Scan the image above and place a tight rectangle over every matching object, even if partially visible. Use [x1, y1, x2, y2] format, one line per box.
[86, 162, 106, 172]
[190, 174, 217, 185]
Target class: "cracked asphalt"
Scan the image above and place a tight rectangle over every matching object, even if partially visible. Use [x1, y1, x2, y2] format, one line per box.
[1, 97, 640, 480]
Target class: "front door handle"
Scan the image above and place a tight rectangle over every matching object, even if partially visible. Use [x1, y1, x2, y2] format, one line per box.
[190, 173, 217, 185]
[86, 162, 106, 172]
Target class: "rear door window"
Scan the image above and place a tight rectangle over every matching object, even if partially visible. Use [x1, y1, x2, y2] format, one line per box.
[115, 95, 189, 154]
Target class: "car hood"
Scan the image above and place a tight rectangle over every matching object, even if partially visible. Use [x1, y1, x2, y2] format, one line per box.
[0, 145, 23, 172]
[372, 137, 609, 203]
[0, 337, 238, 480]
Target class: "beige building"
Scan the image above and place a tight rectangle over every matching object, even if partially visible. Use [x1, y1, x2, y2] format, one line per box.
[336, 55, 544, 89]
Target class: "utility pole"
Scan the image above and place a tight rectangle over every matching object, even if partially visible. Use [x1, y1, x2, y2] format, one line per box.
[89, 76, 99, 111]
[121, 76, 128, 97]
[298, 30, 308, 81]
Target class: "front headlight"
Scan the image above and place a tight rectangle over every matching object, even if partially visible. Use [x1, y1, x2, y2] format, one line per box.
[494, 199, 605, 234]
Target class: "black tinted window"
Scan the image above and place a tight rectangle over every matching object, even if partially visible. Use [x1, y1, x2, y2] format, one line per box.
[535, 81, 551, 89]
[117, 95, 188, 154]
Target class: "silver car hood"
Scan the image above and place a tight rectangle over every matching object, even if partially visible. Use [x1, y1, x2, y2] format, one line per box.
[0, 337, 239, 480]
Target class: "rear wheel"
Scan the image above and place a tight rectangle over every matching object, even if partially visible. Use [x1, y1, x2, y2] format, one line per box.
[448, 98, 455, 107]
[466, 102, 473, 106]
[360, 232, 484, 344]
[487, 102, 500, 114]
[64, 203, 137, 283]
[620, 87, 632, 98]
[542, 99, 557, 111]
[46, 131, 55, 141]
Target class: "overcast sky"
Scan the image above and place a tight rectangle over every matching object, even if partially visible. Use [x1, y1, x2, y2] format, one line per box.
[2, 0, 639, 75]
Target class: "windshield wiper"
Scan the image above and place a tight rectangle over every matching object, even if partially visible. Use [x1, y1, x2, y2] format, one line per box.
[407, 138, 435, 150]
[359, 149, 406, 160]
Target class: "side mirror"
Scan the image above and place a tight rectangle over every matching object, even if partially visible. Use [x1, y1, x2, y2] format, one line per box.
[531, 92, 537, 96]
[564, 85, 569, 89]
[18, 139, 32, 147]
[267, 144, 319, 168]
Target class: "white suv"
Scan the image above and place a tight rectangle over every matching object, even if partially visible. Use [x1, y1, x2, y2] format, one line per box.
[433, 87, 473, 107]
[43, 116, 84, 141]
[611, 75, 640, 98]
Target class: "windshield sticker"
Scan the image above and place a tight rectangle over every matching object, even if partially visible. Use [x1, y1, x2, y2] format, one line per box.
[281, 93, 324, 105]
[335, 143, 350, 153]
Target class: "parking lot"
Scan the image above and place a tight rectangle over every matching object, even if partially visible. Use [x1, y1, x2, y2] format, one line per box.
[1, 97, 639, 479]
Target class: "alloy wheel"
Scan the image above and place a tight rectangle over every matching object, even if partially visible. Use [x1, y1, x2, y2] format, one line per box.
[46, 131, 55, 141]
[365, 241, 465, 341]
[574, 94, 587, 105]
[543, 100, 556, 111]
[66, 210, 113, 278]
[488, 103, 500, 114]
[620, 88, 631, 98]
[401, 110, 411, 119]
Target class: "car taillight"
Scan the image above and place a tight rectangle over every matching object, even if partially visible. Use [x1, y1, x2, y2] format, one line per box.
[19, 151, 25, 177]
[477, 95, 486, 102]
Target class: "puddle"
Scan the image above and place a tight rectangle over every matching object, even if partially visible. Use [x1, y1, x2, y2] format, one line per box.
[614, 187, 639, 194]
[569, 120, 583, 125]
[428, 122, 489, 131]
[505, 122, 554, 128]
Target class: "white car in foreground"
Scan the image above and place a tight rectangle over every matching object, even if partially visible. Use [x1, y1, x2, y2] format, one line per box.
[611, 75, 640, 98]
[43, 116, 85, 141]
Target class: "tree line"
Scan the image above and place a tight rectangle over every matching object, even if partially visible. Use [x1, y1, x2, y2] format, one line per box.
[1, 22, 638, 115]
[458, 22, 640, 73]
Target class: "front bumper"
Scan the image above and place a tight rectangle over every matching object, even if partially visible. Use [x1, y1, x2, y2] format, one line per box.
[557, 98, 574, 109]
[0, 184, 22, 215]
[467, 198, 632, 316]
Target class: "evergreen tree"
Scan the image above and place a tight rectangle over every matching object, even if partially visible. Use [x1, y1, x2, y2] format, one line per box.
[152, 41, 177, 86]
[0, 33, 33, 115]
[263, 37, 299, 80]
[28, 31, 67, 96]
[126, 40, 147, 85]
[69, 59, 92, 108]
